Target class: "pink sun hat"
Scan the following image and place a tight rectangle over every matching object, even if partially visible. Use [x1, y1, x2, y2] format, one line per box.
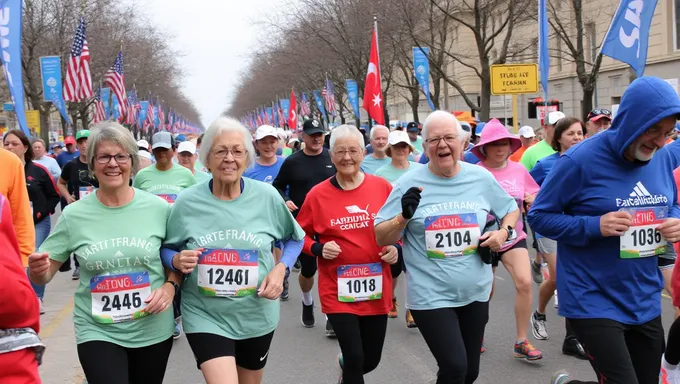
[470, 118, 522, 161]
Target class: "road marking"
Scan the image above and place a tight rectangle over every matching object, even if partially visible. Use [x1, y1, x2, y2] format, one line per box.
[494, 275, 505, 281]
[40, 299, 74, 339]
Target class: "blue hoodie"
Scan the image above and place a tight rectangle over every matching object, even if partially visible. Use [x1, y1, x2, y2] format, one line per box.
[528, 77, 680, 325]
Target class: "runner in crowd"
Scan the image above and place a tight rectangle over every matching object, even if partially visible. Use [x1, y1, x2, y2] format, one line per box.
[177, 141, 211, 183]
[273, 118, 337, 335]
[32, 138, 61, 180]
[50, 143, 63, 158]
[418, 123, 473, 165]
[296, 125, 398, 384]
[470, 119, 543, 361]
[584, 108, 612, 137]
[55, 136, 80, 168]
[527, 77, 680, 384]
[360, 125, 390, 174]
[4, 130, 60, 313]
[520, 112, 562, 171]
[509, 126, 536, 162]
[375, 110, 520, 384]
[406, 122, 424, 158]
[28, 122, 181, 384]
[0, 191, 44, 384]
[0, 146, 34, 265]
[462, 122, 484, 164]
[133, 130, 197, 340]
[528, 117, 588, 360]
[194, 133, 208, 172]
[161, 116, 304, 384]
[56, 129, 97, 280]
[138, 150, 154, 170]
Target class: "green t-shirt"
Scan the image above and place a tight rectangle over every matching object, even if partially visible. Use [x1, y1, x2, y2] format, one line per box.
[194, 159, 208, 173]
[411, 136, 424, 155]
[375, 161, 423, 184]
[164, 178, 305, 339]
[39, 190, 173, 347]
[132, 163, 197, 204]
[194, 170, 212, 183]
[281, 147, 293, 157]
[519, 140, 556, 171]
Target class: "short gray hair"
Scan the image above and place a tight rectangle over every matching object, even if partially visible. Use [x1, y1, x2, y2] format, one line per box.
[421, 110, 465, 142]
[86, 122, 139, 175]
[369, 125, 389, 140]
[200, 116, 256, 169]
[330, 124, 365, 151]
[32, 138, 46, 147]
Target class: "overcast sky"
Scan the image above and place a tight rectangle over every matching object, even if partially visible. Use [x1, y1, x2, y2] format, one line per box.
[143, 0, 281, 128]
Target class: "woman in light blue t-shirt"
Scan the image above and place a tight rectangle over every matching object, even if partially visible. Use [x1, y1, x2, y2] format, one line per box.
[375, 111, 519, 384]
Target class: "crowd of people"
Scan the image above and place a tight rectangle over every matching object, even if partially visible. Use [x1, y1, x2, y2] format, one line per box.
[2, 76, 680, 384]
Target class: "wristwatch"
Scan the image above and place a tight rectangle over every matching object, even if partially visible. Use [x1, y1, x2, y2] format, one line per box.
[503, 226, 515, 240]
[165, 281, 180, 296]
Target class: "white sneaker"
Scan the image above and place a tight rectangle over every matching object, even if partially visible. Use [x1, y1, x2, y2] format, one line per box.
[554, 291, 558, 309]
[662, 354, 680, 384]
[39, 299, 45, 315]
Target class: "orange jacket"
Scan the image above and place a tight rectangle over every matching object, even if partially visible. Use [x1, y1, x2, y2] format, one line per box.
[0, 148, 35, 266]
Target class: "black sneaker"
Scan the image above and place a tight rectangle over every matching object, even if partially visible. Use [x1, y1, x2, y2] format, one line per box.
[292, 259, 302, 272]
[562, 337, 587, 360]
[281, 268, 290, 301]
[326, 320, 336, 338]
[531, 261, 543, 284]
[301, 302, 315, 328]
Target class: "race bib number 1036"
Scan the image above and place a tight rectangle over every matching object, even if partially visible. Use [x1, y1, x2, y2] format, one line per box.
[619, 207, 667, 259]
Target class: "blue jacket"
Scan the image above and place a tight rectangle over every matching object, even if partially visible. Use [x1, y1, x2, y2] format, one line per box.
[528, 77, 680, 325]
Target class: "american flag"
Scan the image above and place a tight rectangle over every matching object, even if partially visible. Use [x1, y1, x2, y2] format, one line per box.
[92, 88, 106, 124]
[157, 99, 165, 127]
[146, 96, 155, 129]
[126, 89, 140, 125]
[322, 79, 336, 116]
[105, 52, 128, 117]
[300, 93, 311, 117]
[64, 17, 93, 101]
[277, 101, 285, 125]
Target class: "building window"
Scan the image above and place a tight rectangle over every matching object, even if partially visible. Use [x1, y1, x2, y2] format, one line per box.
[585, 22, 596, 63]
[676, 0, 680, 50]
[556, 37, 563, 71]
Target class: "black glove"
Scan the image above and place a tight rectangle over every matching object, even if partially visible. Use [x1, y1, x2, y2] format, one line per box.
[401, 187, 422, 220]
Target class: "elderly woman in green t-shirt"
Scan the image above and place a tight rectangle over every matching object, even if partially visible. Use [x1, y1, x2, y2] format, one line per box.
[161, 116, 305, 384]
[28, 122, 182, 384]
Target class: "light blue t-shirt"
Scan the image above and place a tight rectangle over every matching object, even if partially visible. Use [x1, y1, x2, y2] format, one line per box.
[374, 161, 423, 185]
[375, 162, 516, 310]
[194, 170, 212, 183]
[243, 157, 285, 184]
[360, 155, 391, 174]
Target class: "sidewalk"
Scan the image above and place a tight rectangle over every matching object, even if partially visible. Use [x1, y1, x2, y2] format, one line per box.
[38, 269, 84, 384]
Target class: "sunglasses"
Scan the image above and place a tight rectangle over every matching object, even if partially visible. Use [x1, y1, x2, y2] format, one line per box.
[587, 109, 611, 119]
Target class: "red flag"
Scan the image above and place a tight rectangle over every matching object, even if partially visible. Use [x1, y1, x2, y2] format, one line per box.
[289, 88, 297, 129]
[363, 23, 384, 125]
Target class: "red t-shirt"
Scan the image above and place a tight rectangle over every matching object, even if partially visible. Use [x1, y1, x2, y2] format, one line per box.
[296, 174, 393, 316]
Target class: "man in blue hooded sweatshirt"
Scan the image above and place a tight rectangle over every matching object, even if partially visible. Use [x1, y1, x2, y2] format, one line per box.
[529, 77, 680, 384]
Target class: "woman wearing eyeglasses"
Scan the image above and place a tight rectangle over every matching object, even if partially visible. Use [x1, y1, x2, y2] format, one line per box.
[28, 122, 182, 383]
[161, 117, 305, 384]
[375, 111, 520, 384]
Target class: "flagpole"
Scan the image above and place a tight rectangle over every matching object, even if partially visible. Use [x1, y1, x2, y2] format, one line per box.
[373, 16, 386, 126]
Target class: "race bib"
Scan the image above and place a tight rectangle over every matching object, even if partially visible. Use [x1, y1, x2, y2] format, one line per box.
[620, 207, 667, 259]
[337, 263, 383, 302]
[156, 194, 178, 204]
[424, 214, 480, 259]
[90, 271, 151, 324]
[197, 248, 259, 297]
[79, 186, 95, 199]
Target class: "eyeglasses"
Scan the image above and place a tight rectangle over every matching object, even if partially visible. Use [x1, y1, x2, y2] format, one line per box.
[333, 148, 363, 157]
[211, 147, 247, 159]
[425, 135, 459, 147]
[95, 154, 131, 164]
[643, 126, 674, 140]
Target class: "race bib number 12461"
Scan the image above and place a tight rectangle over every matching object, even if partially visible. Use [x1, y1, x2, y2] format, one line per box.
[197, 248, 259, 297]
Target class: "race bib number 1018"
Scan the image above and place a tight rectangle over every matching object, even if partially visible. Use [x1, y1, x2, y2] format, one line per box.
[424, 214, 480, 259]
[90, 271, 151, 324]
[337, 263, 383, 302]
[197, 248, 259, 297]
[619, 207, 667, 259]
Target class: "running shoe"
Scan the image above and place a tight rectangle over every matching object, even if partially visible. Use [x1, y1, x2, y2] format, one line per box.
[326, 320, 336, 338]
[405, 310, 417, 328]
[72, 267, 80, 280]
[531, 261, 543, 284]
[388, 298, 398, 318]
[554, 290, 558, 309]
[513, 339, 543, 361]
[531, 311, 549, 340]
[281, 268, 290, 302]
[292, 259, 301, 273]
[173, 317, 182, 340]
[661, 354, 680, 384]
[562, 338, 587, 360]
[39, 299, 45, 315]
[301, 302, 315, 328]
[550, 370, 570, 384]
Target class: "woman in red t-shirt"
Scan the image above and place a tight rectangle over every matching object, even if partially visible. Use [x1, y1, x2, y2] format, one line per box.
[296, 125, 398, 384]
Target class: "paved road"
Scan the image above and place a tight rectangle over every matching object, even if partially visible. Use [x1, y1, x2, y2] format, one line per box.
[37, 213, 676, 383]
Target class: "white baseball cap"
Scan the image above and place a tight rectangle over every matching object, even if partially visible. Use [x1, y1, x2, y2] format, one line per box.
[137, 139, 149, 149]
[388, 130, 414, 148]
[546, 111, 566, 125]
[138, 150, 152, 160]
[518, 126, 536, 138]
[177, 141, 197, 155]
[255, 125, 279, 140]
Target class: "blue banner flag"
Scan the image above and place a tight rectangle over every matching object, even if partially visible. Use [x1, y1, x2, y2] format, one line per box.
[538, 0, 550, 96]
[312, 90, 326, 116]
[0, 0, 29, 135]
[112, 95, 120, 120]
[39, 56, 70, 124]
[345, 80, 360, 119]
[600, 0, 658, 77]
[139, 101, 148, 125]
[280, 99, 290, 124]
[412, 47, 435, 111]
[266, 107, 273, 125]
[101, 87, 111, 118]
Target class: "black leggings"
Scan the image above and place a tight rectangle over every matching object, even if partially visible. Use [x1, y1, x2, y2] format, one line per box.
[299, 253, 317, 279]
[326, 313, 387, 384]
[666, 316, 680, 365]
[410, 301, 489, 384]
[565, 317, 664, 384]
[77, 337, 173, 384]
